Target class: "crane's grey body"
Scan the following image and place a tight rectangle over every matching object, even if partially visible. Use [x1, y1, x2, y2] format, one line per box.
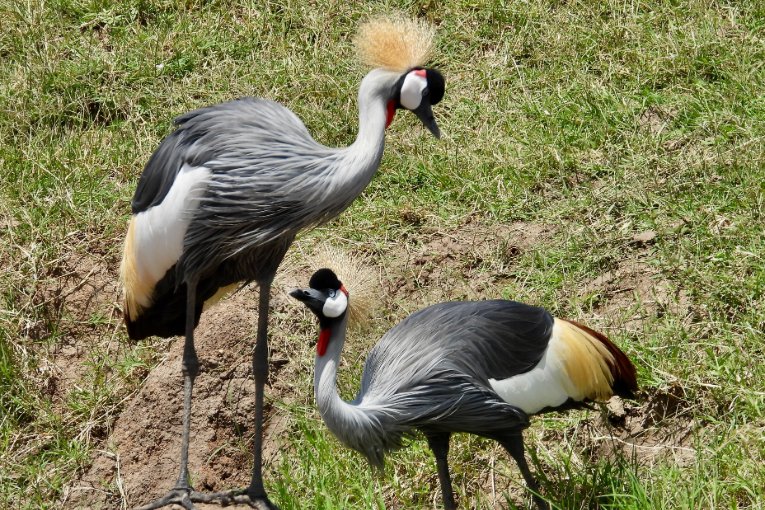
[179, 97, 382, 279]
[126, 69, 398, 340]
[292, 269, 636, 509]
[315, 300, 552, 468]
[134, 70, 392, 286]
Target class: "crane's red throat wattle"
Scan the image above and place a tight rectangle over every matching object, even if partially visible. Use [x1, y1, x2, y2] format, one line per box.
[386, 100, 396, 128]
[317, 328, 331, 356]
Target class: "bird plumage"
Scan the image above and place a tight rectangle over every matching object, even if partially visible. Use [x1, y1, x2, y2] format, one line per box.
[315, 299, 635, 464]
[355, 17, 435, 73]
[291, 269, 638, 508]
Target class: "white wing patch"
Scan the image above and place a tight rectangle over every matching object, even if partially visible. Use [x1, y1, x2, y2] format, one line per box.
[488, 323, 575, 415]
[131, 164, 211, 287]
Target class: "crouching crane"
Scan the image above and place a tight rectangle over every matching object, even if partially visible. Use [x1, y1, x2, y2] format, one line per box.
[120, 18, 445, 510]
[290, 269, 638, 510]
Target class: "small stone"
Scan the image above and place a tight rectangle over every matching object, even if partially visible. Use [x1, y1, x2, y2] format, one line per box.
[607, 396, 626, 422]
[632, 230, 657, 244]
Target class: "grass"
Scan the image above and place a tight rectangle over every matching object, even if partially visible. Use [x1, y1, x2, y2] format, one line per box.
[1, 0, 764, 508]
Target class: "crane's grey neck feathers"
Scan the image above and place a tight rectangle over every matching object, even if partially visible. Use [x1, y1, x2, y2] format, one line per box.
[348, 69, 398, 157]
[313, 315, 386, 466]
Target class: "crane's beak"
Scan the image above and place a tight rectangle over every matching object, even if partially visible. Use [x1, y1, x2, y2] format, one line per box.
[289, 288, 326, 313]
[413, 101, 441, 139]
[289, 288, 312, 302]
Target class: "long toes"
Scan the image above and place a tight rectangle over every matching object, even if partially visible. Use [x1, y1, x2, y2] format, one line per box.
[133, 488, 194, 510]
[253, 497, 279, 510]
[187, 490, 279, 510]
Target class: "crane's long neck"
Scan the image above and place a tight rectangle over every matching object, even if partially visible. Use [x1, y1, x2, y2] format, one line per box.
[314, 315, 386, 466]
[314, 315, 361, 424]
[327, 69, 396, 197]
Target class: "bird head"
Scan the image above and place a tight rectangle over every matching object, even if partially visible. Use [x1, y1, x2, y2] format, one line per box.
[290, 268, 349, 355]
[356, 16, 445, 138]
[389, 67, 445, 138]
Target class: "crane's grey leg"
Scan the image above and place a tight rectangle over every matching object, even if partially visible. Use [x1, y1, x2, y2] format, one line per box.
[499, 433, 549, 510]
[178, 279, 277, 510]
[246, 278, 274, 503]
[175, 278, 200, 492]
[426, 432, 457, 510]
[134, 280, 200, 510]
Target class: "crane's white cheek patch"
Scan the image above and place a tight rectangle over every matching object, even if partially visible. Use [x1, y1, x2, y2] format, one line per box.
[132, 164, 211, 288]
[400, 72, 427, 110]
[322, 291, 347, 318]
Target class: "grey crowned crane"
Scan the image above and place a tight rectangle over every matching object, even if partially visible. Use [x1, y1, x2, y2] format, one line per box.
[120, 18, 445, 510]
[290, 269, 638, 510]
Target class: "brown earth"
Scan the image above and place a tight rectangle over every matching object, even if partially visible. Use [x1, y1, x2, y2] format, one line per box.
[56, 218, 696, 509]
[31, 250, 123, 412]
[61, 266, 315, 509]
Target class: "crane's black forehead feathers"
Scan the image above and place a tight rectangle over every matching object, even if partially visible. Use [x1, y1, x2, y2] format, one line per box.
[309, 268, 342, 291]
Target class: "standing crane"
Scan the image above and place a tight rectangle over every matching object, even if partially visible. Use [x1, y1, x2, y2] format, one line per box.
[290, 269, 638, 510]
[120, 18, 445, 510]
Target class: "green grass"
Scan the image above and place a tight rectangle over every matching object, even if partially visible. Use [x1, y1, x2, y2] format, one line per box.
[1, 0, 764, 508]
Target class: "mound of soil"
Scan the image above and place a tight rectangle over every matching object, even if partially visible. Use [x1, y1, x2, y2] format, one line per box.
[62, 265, 313, 509]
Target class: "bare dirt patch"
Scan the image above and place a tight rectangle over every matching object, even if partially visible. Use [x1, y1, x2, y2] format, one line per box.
[28, 250, 123, 408]
[581, 384, 697, 469]
[637, 106, 670, 136]
[579, 256, 692, 333]
[381, 217, 554, 306]
[61, 278, 312, 509]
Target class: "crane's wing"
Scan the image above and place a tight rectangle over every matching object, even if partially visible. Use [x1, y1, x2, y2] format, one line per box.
[360, 300, 634, 419]
[129, 97, 343, 277]
[130, 97, 316, 214]
[131, 129, 187, 213]
[361, 300, 554, 394]
[124, 98, 323, 338]
[345, 301, 547, 457]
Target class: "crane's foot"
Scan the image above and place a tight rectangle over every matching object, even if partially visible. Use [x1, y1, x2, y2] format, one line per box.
[133, 487, 194, 510]
[189, 488, 279, 509]
[133, 487, 278, 510]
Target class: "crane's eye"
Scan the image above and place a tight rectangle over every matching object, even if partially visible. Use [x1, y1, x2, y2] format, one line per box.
[327, 289, 336, 298]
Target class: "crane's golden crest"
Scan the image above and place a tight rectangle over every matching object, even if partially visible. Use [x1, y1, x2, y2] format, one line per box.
[309, 244, 379, 332]
[355, 16, 435, 72]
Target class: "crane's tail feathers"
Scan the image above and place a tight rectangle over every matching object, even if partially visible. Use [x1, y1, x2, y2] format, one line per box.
[355, 16, 435, 72]
[556, 318, 638, 400]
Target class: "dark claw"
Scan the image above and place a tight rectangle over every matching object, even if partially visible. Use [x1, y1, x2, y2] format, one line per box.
[134, 488, 279, 510]
[133, 488, 193, 510]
